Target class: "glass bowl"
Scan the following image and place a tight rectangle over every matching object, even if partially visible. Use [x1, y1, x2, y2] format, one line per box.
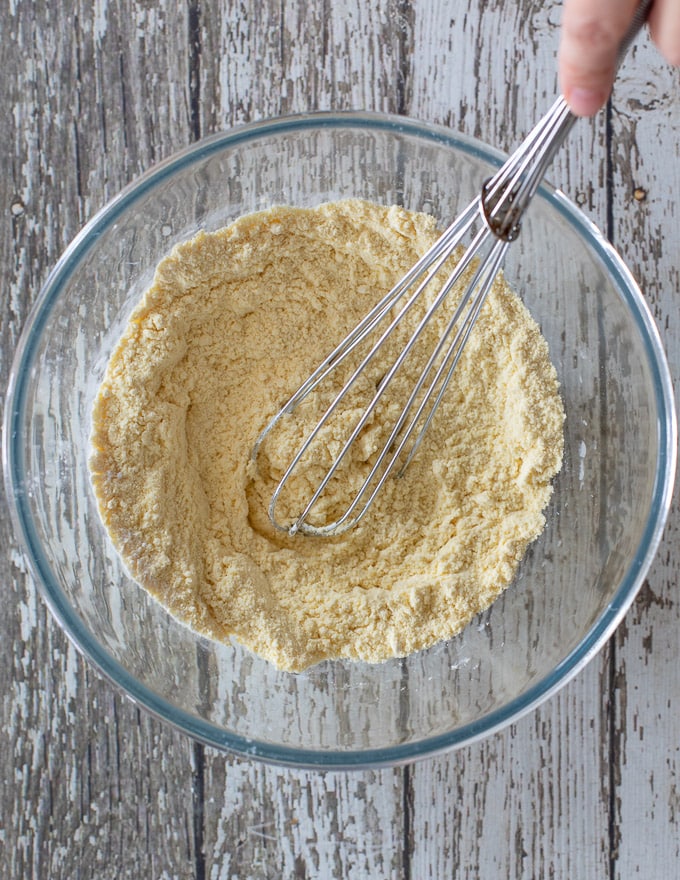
[4, 112, 676, 769]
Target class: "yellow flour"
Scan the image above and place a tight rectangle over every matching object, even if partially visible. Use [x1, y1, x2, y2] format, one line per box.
[89, 199, 564, 672]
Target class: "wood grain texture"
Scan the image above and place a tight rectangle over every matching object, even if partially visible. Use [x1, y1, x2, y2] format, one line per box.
[2, 1, 679, 878]
[2, 3, 199, 878]
[608, 35, 680, 877]
[408, 666, 611, 879]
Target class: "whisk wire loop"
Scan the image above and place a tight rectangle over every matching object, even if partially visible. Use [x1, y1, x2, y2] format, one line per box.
[288, 220, 500, 535]
[267, 201, 485, 536]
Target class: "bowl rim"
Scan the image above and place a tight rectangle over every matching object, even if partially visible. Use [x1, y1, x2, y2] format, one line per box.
[3, 109, 677, 769]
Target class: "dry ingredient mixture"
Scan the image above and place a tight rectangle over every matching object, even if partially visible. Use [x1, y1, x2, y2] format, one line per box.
[89, 199, 564, 672]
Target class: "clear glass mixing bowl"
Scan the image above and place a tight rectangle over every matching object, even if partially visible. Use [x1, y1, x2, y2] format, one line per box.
[4, 112, 676, 768]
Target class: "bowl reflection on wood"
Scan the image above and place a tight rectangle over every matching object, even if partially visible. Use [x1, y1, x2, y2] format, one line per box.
[3, 112, 676, 768]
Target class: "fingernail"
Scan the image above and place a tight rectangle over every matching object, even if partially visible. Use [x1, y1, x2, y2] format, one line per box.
[567, 87, 606, 117]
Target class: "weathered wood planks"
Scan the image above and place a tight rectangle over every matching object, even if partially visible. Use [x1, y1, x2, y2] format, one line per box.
[1, 1, 678, 877]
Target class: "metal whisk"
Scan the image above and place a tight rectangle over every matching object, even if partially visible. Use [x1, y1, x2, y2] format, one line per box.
[253, 4, 650, 537]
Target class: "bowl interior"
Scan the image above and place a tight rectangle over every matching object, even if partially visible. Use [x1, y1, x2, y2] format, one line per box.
[5, 115, 675, 766]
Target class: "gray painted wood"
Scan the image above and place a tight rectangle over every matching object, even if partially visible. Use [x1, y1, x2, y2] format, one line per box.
[2, 1, 678, 877]
[609, 35, 680, 878]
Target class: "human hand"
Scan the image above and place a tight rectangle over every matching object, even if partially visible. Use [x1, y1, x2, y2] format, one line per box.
[559, 0, 680, 116]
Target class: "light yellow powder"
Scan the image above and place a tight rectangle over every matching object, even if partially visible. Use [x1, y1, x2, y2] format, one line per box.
[89, 199, 564, 672]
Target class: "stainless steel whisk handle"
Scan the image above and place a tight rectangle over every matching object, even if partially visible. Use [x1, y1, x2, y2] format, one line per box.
[482, 0, 652, 242]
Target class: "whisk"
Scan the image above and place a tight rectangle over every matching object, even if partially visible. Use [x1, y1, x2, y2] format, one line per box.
[253, 3, 650, 537]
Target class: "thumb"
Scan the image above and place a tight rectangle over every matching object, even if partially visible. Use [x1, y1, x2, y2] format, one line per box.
[559, 0, 640, 116]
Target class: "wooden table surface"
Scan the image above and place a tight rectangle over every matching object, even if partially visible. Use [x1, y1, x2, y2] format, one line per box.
[2, 1, 679, 877]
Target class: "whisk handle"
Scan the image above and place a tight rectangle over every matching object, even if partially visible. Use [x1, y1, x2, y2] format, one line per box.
[482, 0, 652, 242]
[615, 0, 653, 67]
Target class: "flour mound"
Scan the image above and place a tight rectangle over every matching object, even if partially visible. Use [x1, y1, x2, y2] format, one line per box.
[89, 199, 564, 672]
